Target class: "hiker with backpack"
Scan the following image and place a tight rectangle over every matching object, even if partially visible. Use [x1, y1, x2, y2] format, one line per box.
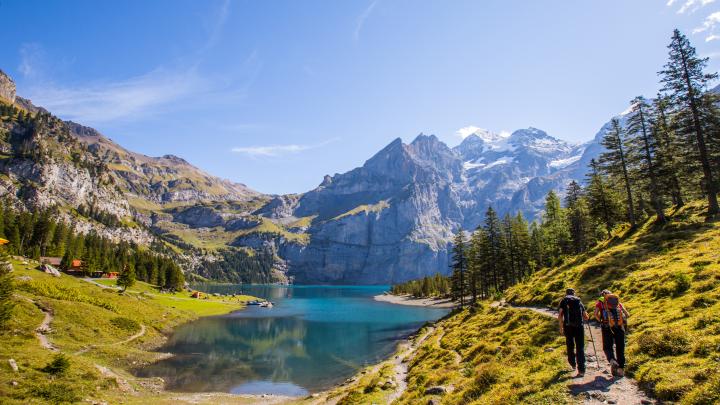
[558, 288, 590, 377]
[594, 289, 630, 377]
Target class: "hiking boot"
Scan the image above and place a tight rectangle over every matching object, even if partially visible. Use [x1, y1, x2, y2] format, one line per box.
[576, 371, 585, 378]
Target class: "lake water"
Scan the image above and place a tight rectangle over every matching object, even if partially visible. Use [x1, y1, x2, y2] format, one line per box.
[135, 285, 449, 396]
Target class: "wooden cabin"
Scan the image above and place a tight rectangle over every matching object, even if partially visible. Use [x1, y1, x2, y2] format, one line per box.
[40, 257, 62, 267]
[104, 272, 119, 279]
[191, 291, 203, 299]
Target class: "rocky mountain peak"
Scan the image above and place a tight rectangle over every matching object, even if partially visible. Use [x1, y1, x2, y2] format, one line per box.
[0, 69, 17, 103]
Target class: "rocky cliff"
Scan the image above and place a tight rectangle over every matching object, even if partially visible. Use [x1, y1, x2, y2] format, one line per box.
[0, 70, 16, 103]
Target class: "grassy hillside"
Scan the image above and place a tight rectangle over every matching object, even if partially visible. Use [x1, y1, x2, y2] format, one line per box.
[1, 258, 255, 404]
[505, 201, 720, 403]
[313, 305, 569, 405]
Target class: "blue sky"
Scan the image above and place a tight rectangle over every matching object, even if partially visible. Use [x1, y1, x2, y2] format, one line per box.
[2, 0, 720, 194]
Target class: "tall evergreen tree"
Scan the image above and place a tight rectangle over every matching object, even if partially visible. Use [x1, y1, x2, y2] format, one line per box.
[600, 118, 636, 226]
[586, 159, 623, 237]
[565, 181, 594, 253]
[626, 96, 666, 223]
[540, 190, 571, 263]
[450, 228, 468, 307]
[481, 206, 505, 295]
[117, 263, 136, 292]
[651, 94, 685, 207]
[659, 29, 719, 215]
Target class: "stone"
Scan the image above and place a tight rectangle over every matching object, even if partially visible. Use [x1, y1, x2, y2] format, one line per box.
[10, 381, 18, 386]
[427, 400, 440, 405]
[8, 359, 18, 372]
[424, 386, 447, 395]
[544, 347, 554, 352]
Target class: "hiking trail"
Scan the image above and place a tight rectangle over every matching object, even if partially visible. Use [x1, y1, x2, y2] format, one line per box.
[506, 303, 656, 405]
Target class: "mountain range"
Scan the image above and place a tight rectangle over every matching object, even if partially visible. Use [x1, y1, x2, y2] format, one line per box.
[0, 69, 612, 284]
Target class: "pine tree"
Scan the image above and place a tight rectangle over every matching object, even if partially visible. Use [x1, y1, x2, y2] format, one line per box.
[651, 94, 685, 207]
[586, 159, 622, 237]
[510, 213, 531, 280]
[466, 227, 483, 303]
[626, 96, 666, 223]
[565, 181, 594, 253]
[659, 29, 719, 215]
[540, 190, 571, 263]
[528, 222, 544, 273]
[0, 247, 15, 329]
[600, 118, 636, 226]
[481, 206, 505, 295]
[450, 228, 468, 307]
[117, 263, 136, 292]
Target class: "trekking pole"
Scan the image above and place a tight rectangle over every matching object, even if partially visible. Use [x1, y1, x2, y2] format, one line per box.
[586, 320, 601, 370]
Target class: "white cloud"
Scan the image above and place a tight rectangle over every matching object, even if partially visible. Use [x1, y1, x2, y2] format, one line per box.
[677, 0, 715, 13]
[694, 11, 720, 33]
[24, 68, 208, 123]
[354, 0, 378, 41]
[15, 1, 259, 125]
[706, 34, 720, 41]
[667, 0, 678, 5]
[456, 125, 482, 139]
[231, 138, 338, 157]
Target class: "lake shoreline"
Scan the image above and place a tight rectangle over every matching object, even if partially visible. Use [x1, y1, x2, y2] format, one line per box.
[374, 293, 456, 308]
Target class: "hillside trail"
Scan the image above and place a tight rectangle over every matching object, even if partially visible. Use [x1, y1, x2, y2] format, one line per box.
[16, 294, 58, 351]
[503, 302, 656, 405]
[386, 325, 436, 403]
[75, 323, 147, 355]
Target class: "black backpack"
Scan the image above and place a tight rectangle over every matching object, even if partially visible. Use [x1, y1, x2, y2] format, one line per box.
[563, 296, 584, 327]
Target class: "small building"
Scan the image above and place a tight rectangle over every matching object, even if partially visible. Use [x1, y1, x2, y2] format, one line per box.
[70, 259, 83, 270]
[191, 291, 203, 299]
[40, 257, 62, 267]
[104, 272, 119, 279]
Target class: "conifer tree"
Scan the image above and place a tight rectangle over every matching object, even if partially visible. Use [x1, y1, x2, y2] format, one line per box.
[540, 190, 571, 263]
[528, 222, 544, 272]
[586, 159, 622, 237]
[659, 29, 719, 215]
[626, 96, 666, 223]
[565, 181, 594, 253]
[117, 263, 136, 292]
[600, 118, 636, 226]
[466, 227, 484, 303]
[450, 228, 467, 307]
[651, 94, 685, 207]
[480, 206, 505, 295]
[510, 213, 531, 281]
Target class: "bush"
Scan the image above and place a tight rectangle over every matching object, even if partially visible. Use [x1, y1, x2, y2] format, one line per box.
[635, 329, 691, 357]
[40, 354, 70, 374]
[30, 382, 81, 403]
[110, 317, 140, 332]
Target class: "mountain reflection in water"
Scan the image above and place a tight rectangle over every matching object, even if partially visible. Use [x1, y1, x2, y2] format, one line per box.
[135, 285, 448, 394]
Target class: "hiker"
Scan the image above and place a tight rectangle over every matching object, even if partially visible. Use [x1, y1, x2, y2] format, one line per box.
[594, 289, 630, 377]
[558, 288, 589, 377]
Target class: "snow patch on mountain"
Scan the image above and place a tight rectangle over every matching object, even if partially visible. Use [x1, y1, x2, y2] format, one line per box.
[549, 154, 582, 168]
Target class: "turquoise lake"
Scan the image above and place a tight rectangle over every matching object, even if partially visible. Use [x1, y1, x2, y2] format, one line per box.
[136, 285, 449, 396]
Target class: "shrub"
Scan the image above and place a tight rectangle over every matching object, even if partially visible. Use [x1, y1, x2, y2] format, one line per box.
[635, 329, 691, 357]
[110, 317, 140, 332]
[30, 382, 81, 403]
[40, 354, 70, 374]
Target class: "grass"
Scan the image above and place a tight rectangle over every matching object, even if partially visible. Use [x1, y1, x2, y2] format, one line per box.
[320, 305, 570, 405]
[505, 200, 720, 403]
[0, 258, 257, 404]
[331, 200, 390, 221]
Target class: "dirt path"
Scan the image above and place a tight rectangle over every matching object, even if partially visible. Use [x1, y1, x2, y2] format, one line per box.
[34, 303, 57, 351]
[386, 326, 435, 404]
[509, 304, 655, 405]
[75, 323, 147, 355]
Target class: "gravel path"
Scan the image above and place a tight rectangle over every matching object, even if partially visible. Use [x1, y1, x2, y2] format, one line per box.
[510, 304, 655, 405]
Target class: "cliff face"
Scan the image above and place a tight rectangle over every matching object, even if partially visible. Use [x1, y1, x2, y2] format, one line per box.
[0, 70, 16, 103]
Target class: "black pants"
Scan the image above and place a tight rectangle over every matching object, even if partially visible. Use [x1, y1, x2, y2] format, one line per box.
[564, 325, 585, 372]
[601, 325, 625, 368]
